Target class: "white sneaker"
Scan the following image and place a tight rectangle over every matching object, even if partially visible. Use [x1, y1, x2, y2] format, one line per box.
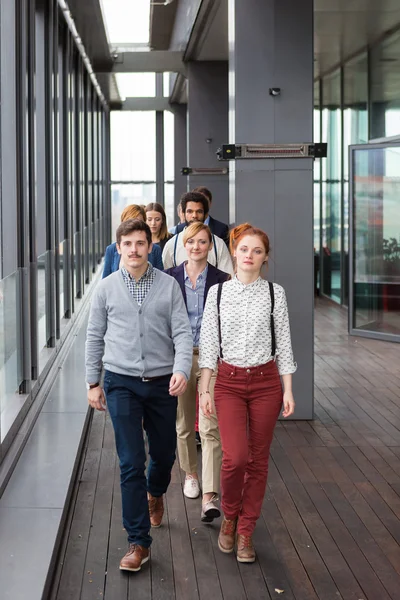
[184, 475, 200, 499]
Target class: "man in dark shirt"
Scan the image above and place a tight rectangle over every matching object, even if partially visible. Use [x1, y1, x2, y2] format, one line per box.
[175, 187, 230, 247]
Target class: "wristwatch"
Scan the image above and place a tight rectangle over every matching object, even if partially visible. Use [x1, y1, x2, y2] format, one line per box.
[86, 382, 100, 390]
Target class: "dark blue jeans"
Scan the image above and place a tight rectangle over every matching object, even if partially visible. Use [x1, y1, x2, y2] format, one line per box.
[104, 370, 177, 548]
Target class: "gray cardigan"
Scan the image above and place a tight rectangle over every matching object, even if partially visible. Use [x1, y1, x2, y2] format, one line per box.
[85, 269, 193, 384]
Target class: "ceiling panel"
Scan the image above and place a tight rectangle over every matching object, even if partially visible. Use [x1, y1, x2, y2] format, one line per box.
[195, 0, 400, 80]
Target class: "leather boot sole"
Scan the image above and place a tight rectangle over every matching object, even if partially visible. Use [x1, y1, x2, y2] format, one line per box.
[201, 507, 221, 523]
[119, 555, 150, 572]
[218, 538, 234, 553]
[236, 553, 256, 563]
[150, 520, 162, 528]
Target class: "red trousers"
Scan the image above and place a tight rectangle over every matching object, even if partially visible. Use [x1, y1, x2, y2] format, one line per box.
[214, 359, 283, 536]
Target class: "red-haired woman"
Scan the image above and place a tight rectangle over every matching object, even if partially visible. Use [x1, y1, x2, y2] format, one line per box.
[199, 223, 296, 563]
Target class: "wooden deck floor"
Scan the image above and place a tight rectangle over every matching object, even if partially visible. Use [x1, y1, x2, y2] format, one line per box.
[50, 299, 400, 600]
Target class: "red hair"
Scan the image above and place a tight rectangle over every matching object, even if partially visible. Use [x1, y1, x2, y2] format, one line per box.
[229, 223, 270, 256]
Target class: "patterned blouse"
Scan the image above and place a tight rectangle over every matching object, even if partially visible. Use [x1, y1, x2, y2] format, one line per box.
[199, 276, 297, 375]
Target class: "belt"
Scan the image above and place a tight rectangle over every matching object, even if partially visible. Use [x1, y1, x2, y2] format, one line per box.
[140, 373, 172, 382]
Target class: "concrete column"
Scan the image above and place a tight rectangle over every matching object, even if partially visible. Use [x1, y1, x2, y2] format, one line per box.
[229, 0, 314, 419]
[172, 103, 187, 215]
[187, 61, 229, 224]
[155, 73, 165, 206]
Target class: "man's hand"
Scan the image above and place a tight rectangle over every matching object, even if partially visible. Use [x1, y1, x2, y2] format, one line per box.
[169, 373, 187, 396]
[88, 386, 106, 411]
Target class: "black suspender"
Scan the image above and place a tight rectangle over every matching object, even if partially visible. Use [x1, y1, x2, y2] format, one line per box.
[217, 282, 224, 358]
[173, 234, 179, 267]
[216, 281, 276, 360]
[268, 281, 276, 358]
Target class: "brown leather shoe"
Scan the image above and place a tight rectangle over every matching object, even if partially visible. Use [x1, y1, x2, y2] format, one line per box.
[218, 518, 237, 553]
[119, 544, 149, 572]
[148, 493, 164, 528]
[236, 534, 255, 563]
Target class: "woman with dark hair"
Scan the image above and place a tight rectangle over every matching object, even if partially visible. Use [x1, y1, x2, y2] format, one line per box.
[103, 204, 163, 278]
[145, 202, 172, 251]
[199, 223, 296, 563]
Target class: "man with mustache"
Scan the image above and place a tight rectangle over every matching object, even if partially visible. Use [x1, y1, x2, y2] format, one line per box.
[85, 219, 193, 572]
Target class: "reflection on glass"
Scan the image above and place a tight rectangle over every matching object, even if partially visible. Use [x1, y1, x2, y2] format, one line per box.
[0, 271, 20, 437]
[314, 81, 321, 295]
[352, 145, 400, 335]
[343, 53, 368, 305]
[370, 30, 400, 139]
[59, 241, 65, 320]
[322, 70, 342, 302]
[38, 252, 48, 352]
[111, 184, 156, 239]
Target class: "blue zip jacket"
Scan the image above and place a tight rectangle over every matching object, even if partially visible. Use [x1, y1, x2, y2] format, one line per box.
[102, 242, 163, 278]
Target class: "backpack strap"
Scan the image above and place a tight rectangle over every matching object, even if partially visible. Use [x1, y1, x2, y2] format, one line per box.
[216, 282, 224, 359]
[212, 233, 218, 268]
[268, 281, 276, 358]
[173, 233, 179, 267]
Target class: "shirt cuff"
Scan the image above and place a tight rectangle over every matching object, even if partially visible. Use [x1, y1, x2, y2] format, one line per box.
[278, 361, 297, 375]
[198, 360, 218, 372]
[174, 370, 188, 381]
[86, 372, 102, 385]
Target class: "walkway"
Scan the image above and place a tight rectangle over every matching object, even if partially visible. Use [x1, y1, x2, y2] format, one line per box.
[51, 299, 400, 600]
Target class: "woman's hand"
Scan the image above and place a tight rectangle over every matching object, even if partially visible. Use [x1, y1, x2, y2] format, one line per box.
[282, 390, 295, 418]
[200, 391, 213, 419]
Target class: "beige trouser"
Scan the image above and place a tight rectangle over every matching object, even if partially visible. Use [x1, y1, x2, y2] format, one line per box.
[176, 351, 222, 495]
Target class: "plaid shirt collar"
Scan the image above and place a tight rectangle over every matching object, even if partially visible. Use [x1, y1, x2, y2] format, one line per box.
[121, 263, 154, 283]
[121, 263, 155, 305]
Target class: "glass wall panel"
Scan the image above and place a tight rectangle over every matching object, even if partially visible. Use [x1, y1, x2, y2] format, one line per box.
[164, 110, 175, 228]
[0, 271, 20, 441]
[314, 81, 321, 294]
[343, 53, 368, 305]
[115, 73, 156, 100]
[322, 69, 342, 302]
[351, 144, 400, 336]
[370, 30, 400, 139]
[111, 183, 156, 238]
[111, 112, 156, 181]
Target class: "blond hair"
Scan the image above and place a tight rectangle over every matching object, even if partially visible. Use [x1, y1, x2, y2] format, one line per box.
[182, 222, 212, 245]
[120, 204, 146, 222]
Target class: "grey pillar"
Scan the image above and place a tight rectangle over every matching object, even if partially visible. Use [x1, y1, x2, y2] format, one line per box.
[156, 73, 165, 205]
[229, 0, 314, 419]
[172, 103, 187, 214]
[187, 61, 229, 224]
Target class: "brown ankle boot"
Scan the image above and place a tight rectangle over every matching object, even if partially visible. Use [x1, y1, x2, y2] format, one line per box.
[148, 493, 164, 528]
[236, 534, 255, 563]
[218, 518, 237, 553]
[119, 544, 149, 572]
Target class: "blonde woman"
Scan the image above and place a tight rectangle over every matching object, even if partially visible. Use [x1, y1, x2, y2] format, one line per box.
[164, 222, 230, 521]
[103, 205, 163, 277]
